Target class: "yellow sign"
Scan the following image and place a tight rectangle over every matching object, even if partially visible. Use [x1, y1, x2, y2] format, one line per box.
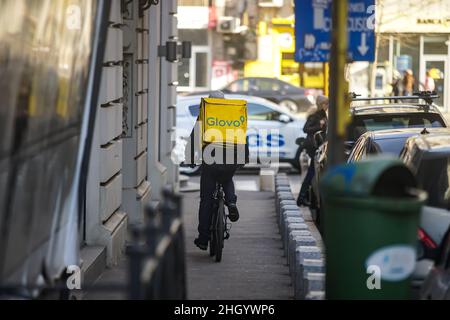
[200, 98, 248, 146]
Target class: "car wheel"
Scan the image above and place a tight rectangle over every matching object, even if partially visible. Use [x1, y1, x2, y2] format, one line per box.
[279, 99, 298, 113]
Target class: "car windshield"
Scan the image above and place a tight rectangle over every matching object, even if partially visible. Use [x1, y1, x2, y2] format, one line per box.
[349, 113, 445, 141]
[416, 156, 450, 210]
[369, 137, 409, 156]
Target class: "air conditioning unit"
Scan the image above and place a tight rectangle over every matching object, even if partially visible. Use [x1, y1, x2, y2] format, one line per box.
[258, 0, 284, 8]
[217, 17, 241, 33]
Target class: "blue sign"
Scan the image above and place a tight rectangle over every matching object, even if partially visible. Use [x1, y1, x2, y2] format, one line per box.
[295, 0, 376, 62]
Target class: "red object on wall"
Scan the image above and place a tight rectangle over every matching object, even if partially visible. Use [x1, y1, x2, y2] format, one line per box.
[208, 6, 217, 29]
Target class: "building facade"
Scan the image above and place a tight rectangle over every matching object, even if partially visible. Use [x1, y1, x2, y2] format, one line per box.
[374, 0, 450, 110]
[84, 0, 179, 270]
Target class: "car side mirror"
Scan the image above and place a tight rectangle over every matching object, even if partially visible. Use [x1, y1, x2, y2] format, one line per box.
[279, 114, 291, 123]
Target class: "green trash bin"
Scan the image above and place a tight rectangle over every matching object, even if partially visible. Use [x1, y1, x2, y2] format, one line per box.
[320, 157, 427, 299]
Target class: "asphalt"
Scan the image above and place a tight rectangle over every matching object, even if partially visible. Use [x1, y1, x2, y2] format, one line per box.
[183, 175, 293, 300]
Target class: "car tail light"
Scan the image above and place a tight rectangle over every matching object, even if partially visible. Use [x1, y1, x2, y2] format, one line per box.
[418, 228, 437, 249]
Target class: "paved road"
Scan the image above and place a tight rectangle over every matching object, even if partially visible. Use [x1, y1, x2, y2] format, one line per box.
[184, 175, 293, 300]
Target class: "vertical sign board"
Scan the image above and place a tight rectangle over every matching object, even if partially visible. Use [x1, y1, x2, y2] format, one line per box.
[294, 0, 376, 63]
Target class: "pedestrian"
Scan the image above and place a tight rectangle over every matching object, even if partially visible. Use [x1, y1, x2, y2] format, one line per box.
[402, 69, 415, 96]
[391, 70, 402, 98]
[297, 95, 328, 207]
[423, 70, 435, 92]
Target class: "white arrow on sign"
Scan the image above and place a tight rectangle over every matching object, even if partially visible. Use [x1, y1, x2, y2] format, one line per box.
[358, 33, 369, 56]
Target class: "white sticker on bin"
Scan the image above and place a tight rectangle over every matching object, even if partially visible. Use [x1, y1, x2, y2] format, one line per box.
[365, 245, 416, 282]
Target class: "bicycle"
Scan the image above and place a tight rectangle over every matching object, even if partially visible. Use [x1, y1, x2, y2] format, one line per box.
[209, 183, 231, 262]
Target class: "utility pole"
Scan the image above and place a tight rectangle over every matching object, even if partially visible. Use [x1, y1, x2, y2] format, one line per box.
[328, 0, 349, 167]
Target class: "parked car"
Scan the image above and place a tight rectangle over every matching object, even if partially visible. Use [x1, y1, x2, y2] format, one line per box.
[346, 102, 447, 155]
[186, 77, 316, 113]
[308, 96, 448, 220]
[309, 128, 444, 231]
[347, 128, 445, 162]
[176, 94, 307, 175]
[420, 227, 450, 299]
[400, 132, 450, 290]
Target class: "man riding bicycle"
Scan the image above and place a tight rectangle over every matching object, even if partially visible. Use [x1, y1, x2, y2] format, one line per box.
[186, 91, 249, 251]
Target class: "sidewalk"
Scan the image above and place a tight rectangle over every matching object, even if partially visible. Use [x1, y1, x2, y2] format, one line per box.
[183, 176, 293, 300]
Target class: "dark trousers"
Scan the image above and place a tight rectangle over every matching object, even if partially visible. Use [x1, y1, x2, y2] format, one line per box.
[198, 164, 238, 242]
[299, 162, 315, 199]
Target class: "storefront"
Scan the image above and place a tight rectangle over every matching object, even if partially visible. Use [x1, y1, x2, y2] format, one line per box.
[177, 5, 212, 92]
[376, 0, 450, 111]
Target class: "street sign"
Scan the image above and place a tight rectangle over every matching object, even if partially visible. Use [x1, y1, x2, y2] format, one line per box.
[295, 0, 376, 62]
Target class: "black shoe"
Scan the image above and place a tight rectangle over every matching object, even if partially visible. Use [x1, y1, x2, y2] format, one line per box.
[227, 203, 240, 222]
[297, 195, 310, 207]
[194, 238, 208, 251]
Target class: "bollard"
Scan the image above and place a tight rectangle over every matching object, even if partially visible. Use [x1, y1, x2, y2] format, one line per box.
[304, 273, 326, 298]
[287, 231, 312, 263]
[276, 193, 296, 219]
[277, 199, 297, 217]
[279, 207, 301, 231]
[288, 236, 316, 276]
[305, 291, 325, 300]
[295, 259, 325, 300]
[282, 217, 305, 249]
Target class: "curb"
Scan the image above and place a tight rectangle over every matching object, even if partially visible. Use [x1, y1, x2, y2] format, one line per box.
[275, 174, 326, 300]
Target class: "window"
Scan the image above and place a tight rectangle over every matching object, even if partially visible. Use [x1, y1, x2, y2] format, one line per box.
[253, 79, 280, 92]
[247, 103, 280, 121]
[226, 79, 250, 92]
[348, 137, 367, 162]
[349, 113, 445, 141]
[370, 137, 410, 157]
[416, 156, 450, 210]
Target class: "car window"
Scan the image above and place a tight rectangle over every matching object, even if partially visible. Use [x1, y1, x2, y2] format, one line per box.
[370, 137, 410, 156]
[226, 79, 250, 93]
[348, 113, 445, 141]
[348, 137, 366, 162]
[247, 103, 280, 121]
[416, 156, 450, 210]
[253, 79, 281, 92]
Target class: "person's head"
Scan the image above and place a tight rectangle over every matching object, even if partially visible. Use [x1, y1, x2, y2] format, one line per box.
[393, 70, 401, 80]
[209, 90, 225, 99]
[316, 95, 329, 112]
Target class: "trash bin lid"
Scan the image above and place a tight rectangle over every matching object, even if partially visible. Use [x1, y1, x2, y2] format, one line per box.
[320, 156, 418, 198]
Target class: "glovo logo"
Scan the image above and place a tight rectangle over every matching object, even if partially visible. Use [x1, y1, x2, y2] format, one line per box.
[206, 116, 246, 128]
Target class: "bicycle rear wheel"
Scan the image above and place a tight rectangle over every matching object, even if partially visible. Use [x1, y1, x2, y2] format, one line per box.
[209, 221, 216, 257]
[215, 198, 225, 262]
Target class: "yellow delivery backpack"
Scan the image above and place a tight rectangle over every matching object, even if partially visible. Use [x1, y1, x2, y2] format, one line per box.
[199, 98, 248, 147]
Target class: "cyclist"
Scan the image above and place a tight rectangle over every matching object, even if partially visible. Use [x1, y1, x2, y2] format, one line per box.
[188, 91, 249, 251]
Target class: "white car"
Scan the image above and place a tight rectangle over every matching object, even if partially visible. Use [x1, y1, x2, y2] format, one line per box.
[176, 94, 307, 175]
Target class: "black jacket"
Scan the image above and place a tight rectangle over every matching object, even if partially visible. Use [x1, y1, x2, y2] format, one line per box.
[303, 109, 327, 157]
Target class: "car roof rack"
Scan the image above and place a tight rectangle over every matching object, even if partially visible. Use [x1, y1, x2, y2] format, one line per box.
[349, 91, 439, 105]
